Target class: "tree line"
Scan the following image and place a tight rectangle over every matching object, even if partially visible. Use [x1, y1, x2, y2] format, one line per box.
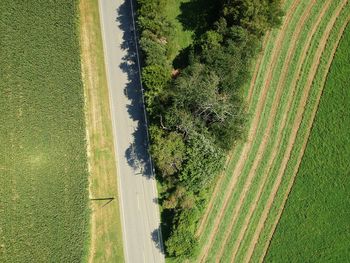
[137, 0, 283, 259]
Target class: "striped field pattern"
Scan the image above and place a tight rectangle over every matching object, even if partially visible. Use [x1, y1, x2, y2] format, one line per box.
[195, 1, 350, 262]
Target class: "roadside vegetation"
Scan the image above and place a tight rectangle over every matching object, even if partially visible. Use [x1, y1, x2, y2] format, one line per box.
[265, 22, 350, 263]
[79, 0, 124, 262]
[136, 0, 282, 259]
[0, 0, 89, 262]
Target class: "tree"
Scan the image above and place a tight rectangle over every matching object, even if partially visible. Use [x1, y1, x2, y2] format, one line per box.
[180, 132, 224, 191]
[165, 210, 198, 258]
[150, 126, 186, 178]
[172, 63, 235, 126]
[142, 64, 170, 114]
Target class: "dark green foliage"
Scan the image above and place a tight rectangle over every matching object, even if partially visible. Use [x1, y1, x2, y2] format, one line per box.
[221, 0, 283, 36]
[165, 209, 199, 257]
[142, 64, 170, 114]
[139, 34, 168, 66]
[0, 0, 89, 262]
[137, 0, 282, 258]
[150, 126, 186, 178]
[180, 133, 225, 192]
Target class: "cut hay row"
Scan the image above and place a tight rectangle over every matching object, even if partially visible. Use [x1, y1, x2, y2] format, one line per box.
[254, 10, 350, 263]
[196, 0, 300, 259]
[204, 0, 331, 261]
[232, 2, 350, 262]
[210, 0, 320, 260]
[195, 0, 349, 262]
[219, 0, 337, 259]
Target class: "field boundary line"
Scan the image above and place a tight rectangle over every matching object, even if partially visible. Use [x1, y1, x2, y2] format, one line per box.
[241, 2, 349, 261]
[259, 15, 350, 263]
[197, 0, 301, 261]
[213, 0, 318, 260]
[227, 1, 333, 261]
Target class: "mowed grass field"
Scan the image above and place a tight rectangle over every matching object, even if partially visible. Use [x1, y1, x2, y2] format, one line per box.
[0, 0, 89, 262]
[195, 0, 350, 262]
[265, 23, 350, 262]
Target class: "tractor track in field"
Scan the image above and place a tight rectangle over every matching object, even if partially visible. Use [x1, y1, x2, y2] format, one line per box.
[259, 14, 350, 263]
[226, 1, 333, 260]
[242, 2, 349, 262]
[212, 0, 319, 260]
[197, 0, 301, 261]
[195, 34, 269, 239]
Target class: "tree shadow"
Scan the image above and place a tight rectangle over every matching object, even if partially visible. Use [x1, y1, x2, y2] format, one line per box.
[159, 208, 175, 254]
[116, 0, 153, 179]
[172, 45, 193, 70]
[151, 225, 165, 255]
[178, 0, 220, 38]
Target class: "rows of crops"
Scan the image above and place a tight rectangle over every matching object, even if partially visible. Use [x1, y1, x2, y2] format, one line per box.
[265, 22, 350, 262]
[0, 1, 89, 262]
[195, 0, 350, 262]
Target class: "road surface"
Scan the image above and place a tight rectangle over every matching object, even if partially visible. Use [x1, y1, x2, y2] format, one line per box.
[98, 0, 164, 262]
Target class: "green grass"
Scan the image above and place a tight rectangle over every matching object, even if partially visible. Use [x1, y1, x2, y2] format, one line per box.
[196, 0, 350, 262]
[0, 1, 89, 262]
[264, 20, 350, 263]
[163, 0, 194, 62]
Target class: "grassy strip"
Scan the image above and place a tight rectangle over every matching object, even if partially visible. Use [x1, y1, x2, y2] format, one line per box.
[0, 0, 89, 261]
[205, 0, 323, 260]
[259, 11, 350, 263]
[79, 0, 124, 262]
[196, 0, 295, 252]
[233, 2, 349, 261]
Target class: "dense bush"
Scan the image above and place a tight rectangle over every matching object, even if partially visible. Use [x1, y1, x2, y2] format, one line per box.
[137, 0, 282, 259]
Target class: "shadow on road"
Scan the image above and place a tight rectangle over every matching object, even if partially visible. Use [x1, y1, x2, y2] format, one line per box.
[116, 0, 152, 179]
[151, 225, 164, 254]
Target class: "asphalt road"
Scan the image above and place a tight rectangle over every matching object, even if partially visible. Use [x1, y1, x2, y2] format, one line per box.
[98, 0, 164, 262]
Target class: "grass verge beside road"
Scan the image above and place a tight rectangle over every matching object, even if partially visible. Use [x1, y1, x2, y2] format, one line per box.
[79, 0, 124, 262]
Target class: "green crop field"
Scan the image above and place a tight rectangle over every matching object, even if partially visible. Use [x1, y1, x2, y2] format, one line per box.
[0, 0, 89, 262]
[265, 22, 350, 263]
[195, 0, 350, 262]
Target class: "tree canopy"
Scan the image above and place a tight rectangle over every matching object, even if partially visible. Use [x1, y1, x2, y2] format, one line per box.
[137, 0, 283, 259]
